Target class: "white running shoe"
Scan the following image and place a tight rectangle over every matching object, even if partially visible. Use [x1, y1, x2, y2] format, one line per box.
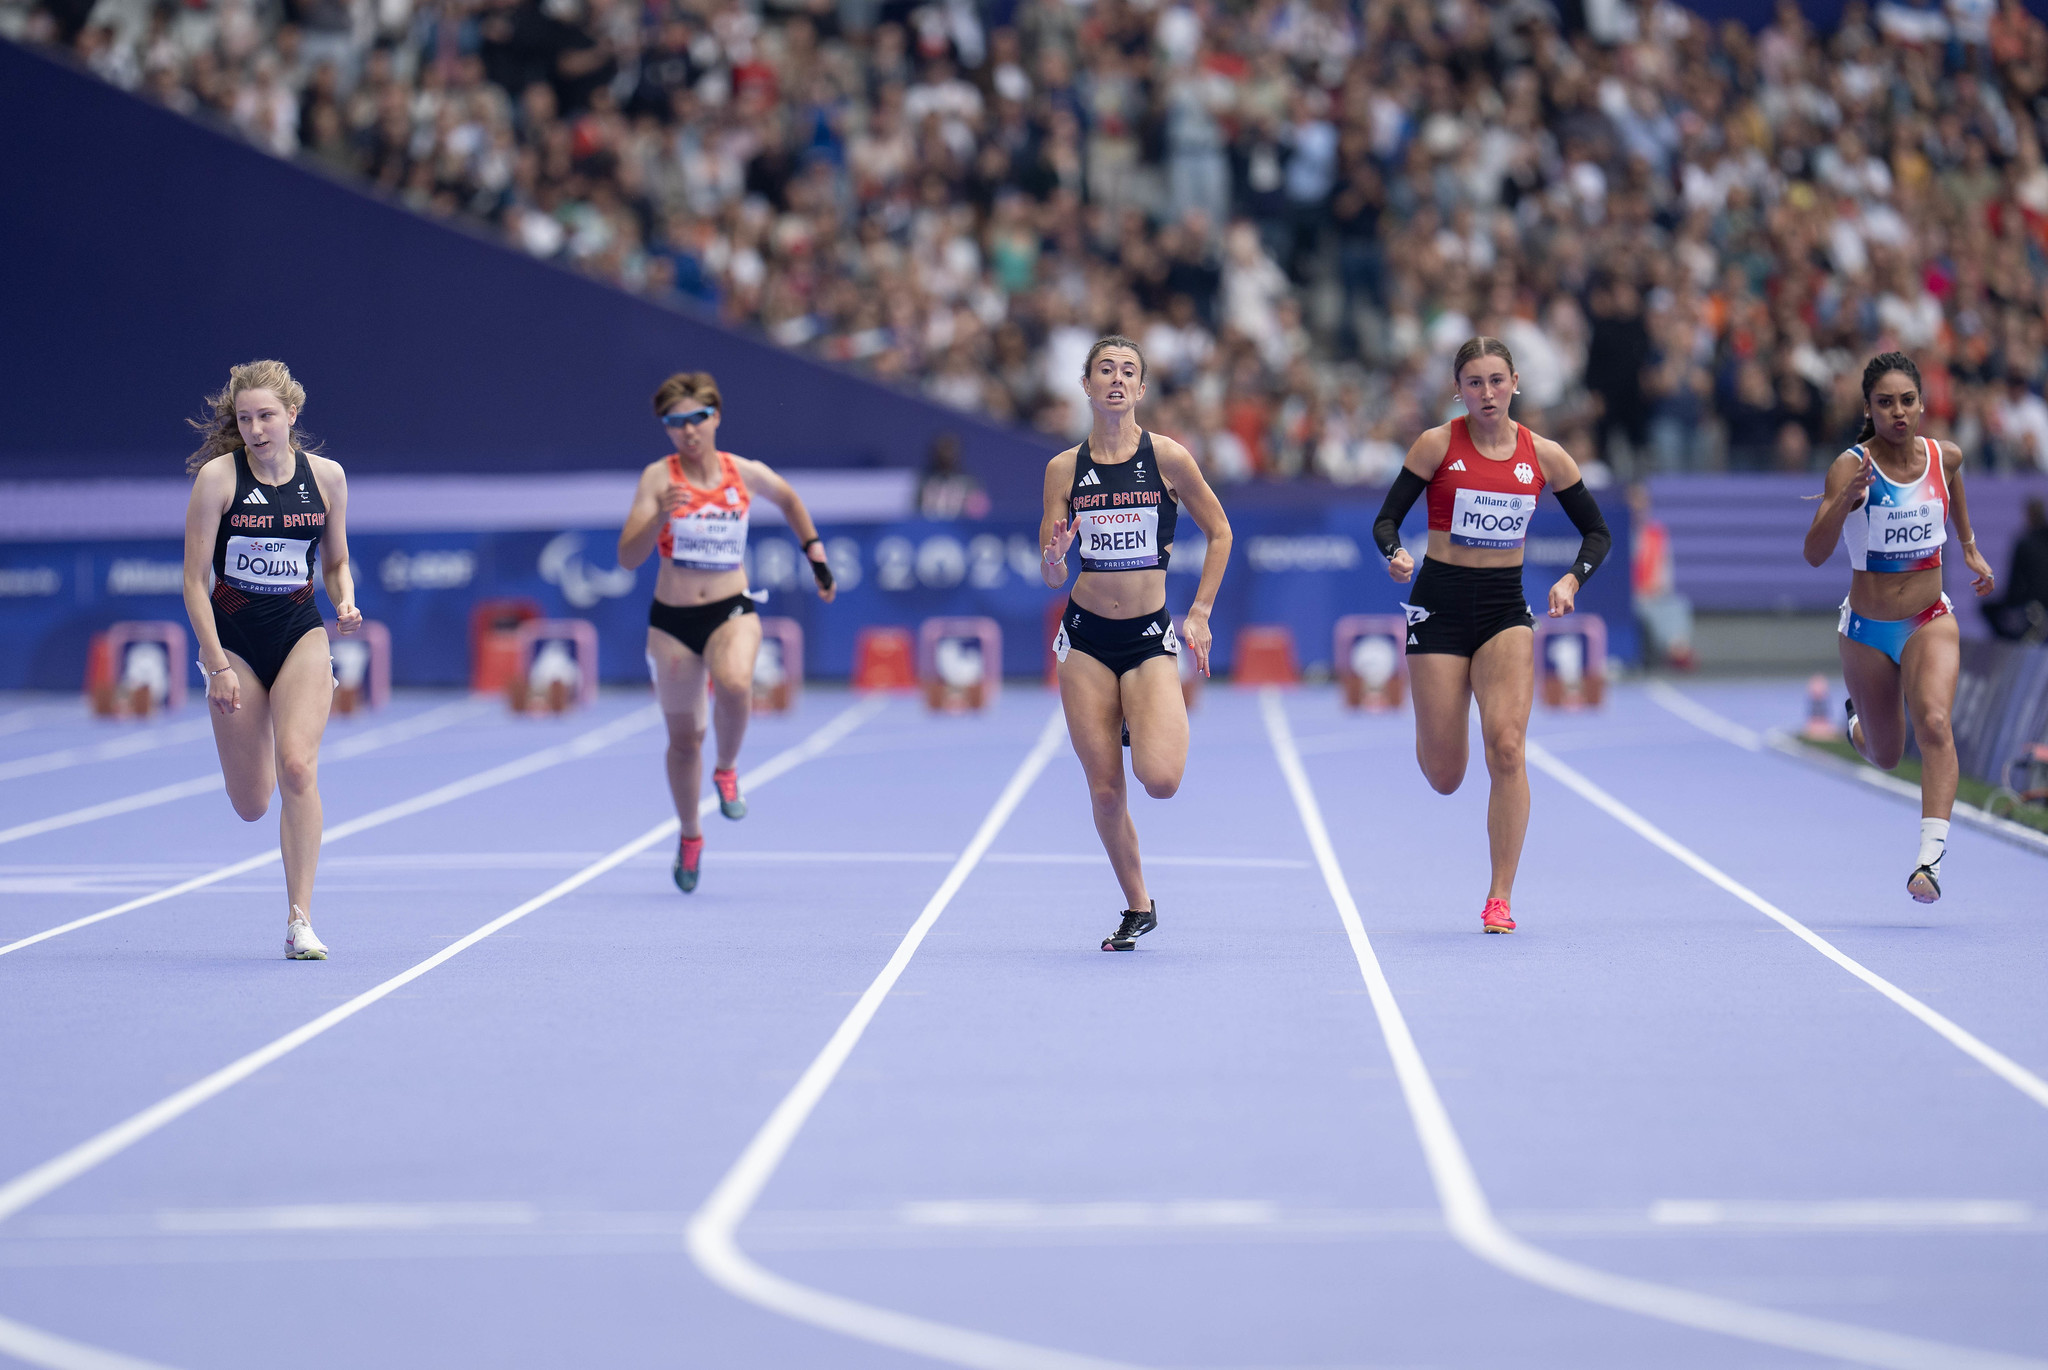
[285, 915, 328, 960]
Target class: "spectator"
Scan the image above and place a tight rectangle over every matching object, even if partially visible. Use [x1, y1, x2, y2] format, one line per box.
[1991, 372, 2048, 471]
[1628, 483, 1696, 670]
[914, 431, 989, 520]
[1985, 497, 2048, 640]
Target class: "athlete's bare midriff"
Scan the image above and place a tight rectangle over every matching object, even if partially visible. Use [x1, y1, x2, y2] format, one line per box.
[1420, 528, 1524, 571]
[654, 562, 749, 607]
[1070, 561, 1170, 619]
[1846, 564, 1944, 621]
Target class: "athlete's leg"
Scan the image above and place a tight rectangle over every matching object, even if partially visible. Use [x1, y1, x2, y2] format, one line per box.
[1406, 654, 1474, 794]
[1059, 649, 1147, 910]
[703, 611, 763, 772]
[649, 626, 712, 839]
[1900, 611, 1961, 820]
[1120, 656, 1188, 800]
[1839, 634, 1907, 768]
[208, 652, 277, 822]
[1470, 626, 1535, 903]
[267, 628, 334, 923]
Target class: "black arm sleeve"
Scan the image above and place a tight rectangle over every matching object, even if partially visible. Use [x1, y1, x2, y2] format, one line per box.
[1373, 468, 1429, 559]
[1552, 480, 1612, 586]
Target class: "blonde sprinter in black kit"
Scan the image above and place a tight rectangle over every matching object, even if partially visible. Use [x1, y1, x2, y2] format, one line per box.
[1042, 337, 1232, 952]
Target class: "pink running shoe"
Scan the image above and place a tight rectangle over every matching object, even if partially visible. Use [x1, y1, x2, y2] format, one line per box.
[712, 767, 746, 820]
[1480, 898, 1516, 934]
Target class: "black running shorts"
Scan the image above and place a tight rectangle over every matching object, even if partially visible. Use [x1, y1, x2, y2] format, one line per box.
[649, 593, 757, 656]
[1401, 559, 1534, 658]
[1054, 602, 1178, 676]
[211, 583, 327, 690]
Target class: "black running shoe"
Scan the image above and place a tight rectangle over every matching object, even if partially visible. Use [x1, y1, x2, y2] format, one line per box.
[1101, 900, 1157, 951]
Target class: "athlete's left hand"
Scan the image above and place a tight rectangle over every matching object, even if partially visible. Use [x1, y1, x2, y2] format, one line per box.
[1964, 543, 1996, 598]
[334, 601, 363, 633]
[1546, 575, 1578, 619]
[806, 542, 838, 603]
[1182, 607, 1213, 677]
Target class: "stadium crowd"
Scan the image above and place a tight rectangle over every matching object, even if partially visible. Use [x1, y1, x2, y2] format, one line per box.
[14, 0, 2048, 481]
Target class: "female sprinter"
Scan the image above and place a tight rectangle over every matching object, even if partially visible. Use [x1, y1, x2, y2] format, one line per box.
[1802, 351, 1996, 902]
[1372, 337, 1611, 933]
[1041, 337, 1232, 952]
[618, 371, 837, 894]
[181, 360, 360, 960]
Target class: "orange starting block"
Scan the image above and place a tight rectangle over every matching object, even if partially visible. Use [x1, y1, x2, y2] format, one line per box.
[1334, 614, 1408, 711]
[471, 597, 542, 695]
[88, 621, 188, 717]
[1232, 625, 1299, 685]
[1801, 673, 1839, 740]
[509, 618, 599, 713]
[1535, 613, 1607, 709]
[921, 616, 1002, 712]
[754, 617, 804, 713]
[327, 620, 390, 714]
[853, 626, 917, 691]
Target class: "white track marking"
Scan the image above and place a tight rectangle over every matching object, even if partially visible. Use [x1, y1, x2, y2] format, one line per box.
[1644, 684, 2048, 856]
[0, 721, 214, 784]
[0, 697, 488, 848]
[1525, 740, 2048, 1113]
[0, 705, 79, 739]
[1643, 680, 1762, 749]
[1262, 690, 2046, 1370]
[0, 698, 880, 1370]
[0, 705, 660, 959]
[1648, 1200, 2034, 1229]
[688, 710, 1142, 1370]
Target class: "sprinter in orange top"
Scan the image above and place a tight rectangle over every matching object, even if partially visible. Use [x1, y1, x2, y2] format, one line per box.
[1372, 337, 1612, 934]
[618, 371, 837, 894]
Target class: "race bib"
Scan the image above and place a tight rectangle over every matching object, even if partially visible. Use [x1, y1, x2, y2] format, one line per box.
[1866, 498, 1945, 568]
[1448, 488, 1534, 549]
[222, 535, 313, 593]
[1077, 504, 1160, 569]
[668, 509, 749, 571]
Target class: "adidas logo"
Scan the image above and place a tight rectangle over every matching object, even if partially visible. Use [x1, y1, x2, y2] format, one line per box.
[1076, 469, 1102, 487]
[1141, 622, 1163, 636]
[241, 488, 269, 505]
[1409, 633, 1419, 645]
[1448, 459, 1466, 472]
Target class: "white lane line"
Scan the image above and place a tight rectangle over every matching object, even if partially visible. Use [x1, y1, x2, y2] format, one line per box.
[0, 705, 79, 739]
[0, 721, 214, 784]
[1524, 740, 2048, 1114]
[1648, 1200, 2034, 1229]
[0, 697, 490, 848]
[1262, 689, 2045, 1370]
[0, 704, 658, 959]
[687, 709, 1139, 1370]
[0, 696, 883, 1370]
[1643, 680, 1763, 750]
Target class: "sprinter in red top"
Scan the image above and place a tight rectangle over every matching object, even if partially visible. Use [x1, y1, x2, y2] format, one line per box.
[618, 371, 837, 894]
[1373, 337, 1611, 933]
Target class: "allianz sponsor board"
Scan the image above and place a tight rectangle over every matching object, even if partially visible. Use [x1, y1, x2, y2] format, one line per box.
[0, 566, 61, 597]
[379, 548, 477, 592]
[106, 559, 186, 596]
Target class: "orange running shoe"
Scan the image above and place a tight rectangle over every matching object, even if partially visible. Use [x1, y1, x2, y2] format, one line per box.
[1480, 898, 1515, 933]
[712, 767, 746, 820]
[674, 834, 704, 893]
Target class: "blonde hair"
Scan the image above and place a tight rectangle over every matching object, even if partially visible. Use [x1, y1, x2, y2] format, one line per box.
[185, 359, 318, 474]
[653, 371, 721, 415]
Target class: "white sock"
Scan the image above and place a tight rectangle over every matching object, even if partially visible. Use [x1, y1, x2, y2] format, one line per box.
[1918, 818, 1949, 870]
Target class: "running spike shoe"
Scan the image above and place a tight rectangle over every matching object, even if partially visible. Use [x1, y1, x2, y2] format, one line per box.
[1907, 863, 1941, 904]
[1480, 898, 1516, 934]
[285, 913, 328, 960]
[1102, 901, 1157, 951]
[1121, 720, 1131, 749]
[713, 767, 747, 820]
[674, 835, 704, 893]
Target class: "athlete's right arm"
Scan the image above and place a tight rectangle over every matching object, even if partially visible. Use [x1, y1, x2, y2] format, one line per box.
[618, 461, 684, 569]
[1040, 448, 1078, 589]
[182, 458, 239, 715]
[1374, 427, 1451, 584]
[1803, 450, 1875, 568]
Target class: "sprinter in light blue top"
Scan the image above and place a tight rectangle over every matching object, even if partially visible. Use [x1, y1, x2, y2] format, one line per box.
[1803, 352, 1997, 905]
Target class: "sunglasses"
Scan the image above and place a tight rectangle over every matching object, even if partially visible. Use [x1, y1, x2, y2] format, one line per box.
[661, 406, 718, 429]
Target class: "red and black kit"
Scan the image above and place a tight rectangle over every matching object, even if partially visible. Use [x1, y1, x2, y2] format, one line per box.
[211, 447, 328, 689]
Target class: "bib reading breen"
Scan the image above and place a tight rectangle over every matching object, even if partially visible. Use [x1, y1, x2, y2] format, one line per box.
[1069, 430, 1178, 573]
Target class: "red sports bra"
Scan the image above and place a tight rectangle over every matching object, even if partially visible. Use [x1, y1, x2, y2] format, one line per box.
[1427, 419, 1546, 550]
